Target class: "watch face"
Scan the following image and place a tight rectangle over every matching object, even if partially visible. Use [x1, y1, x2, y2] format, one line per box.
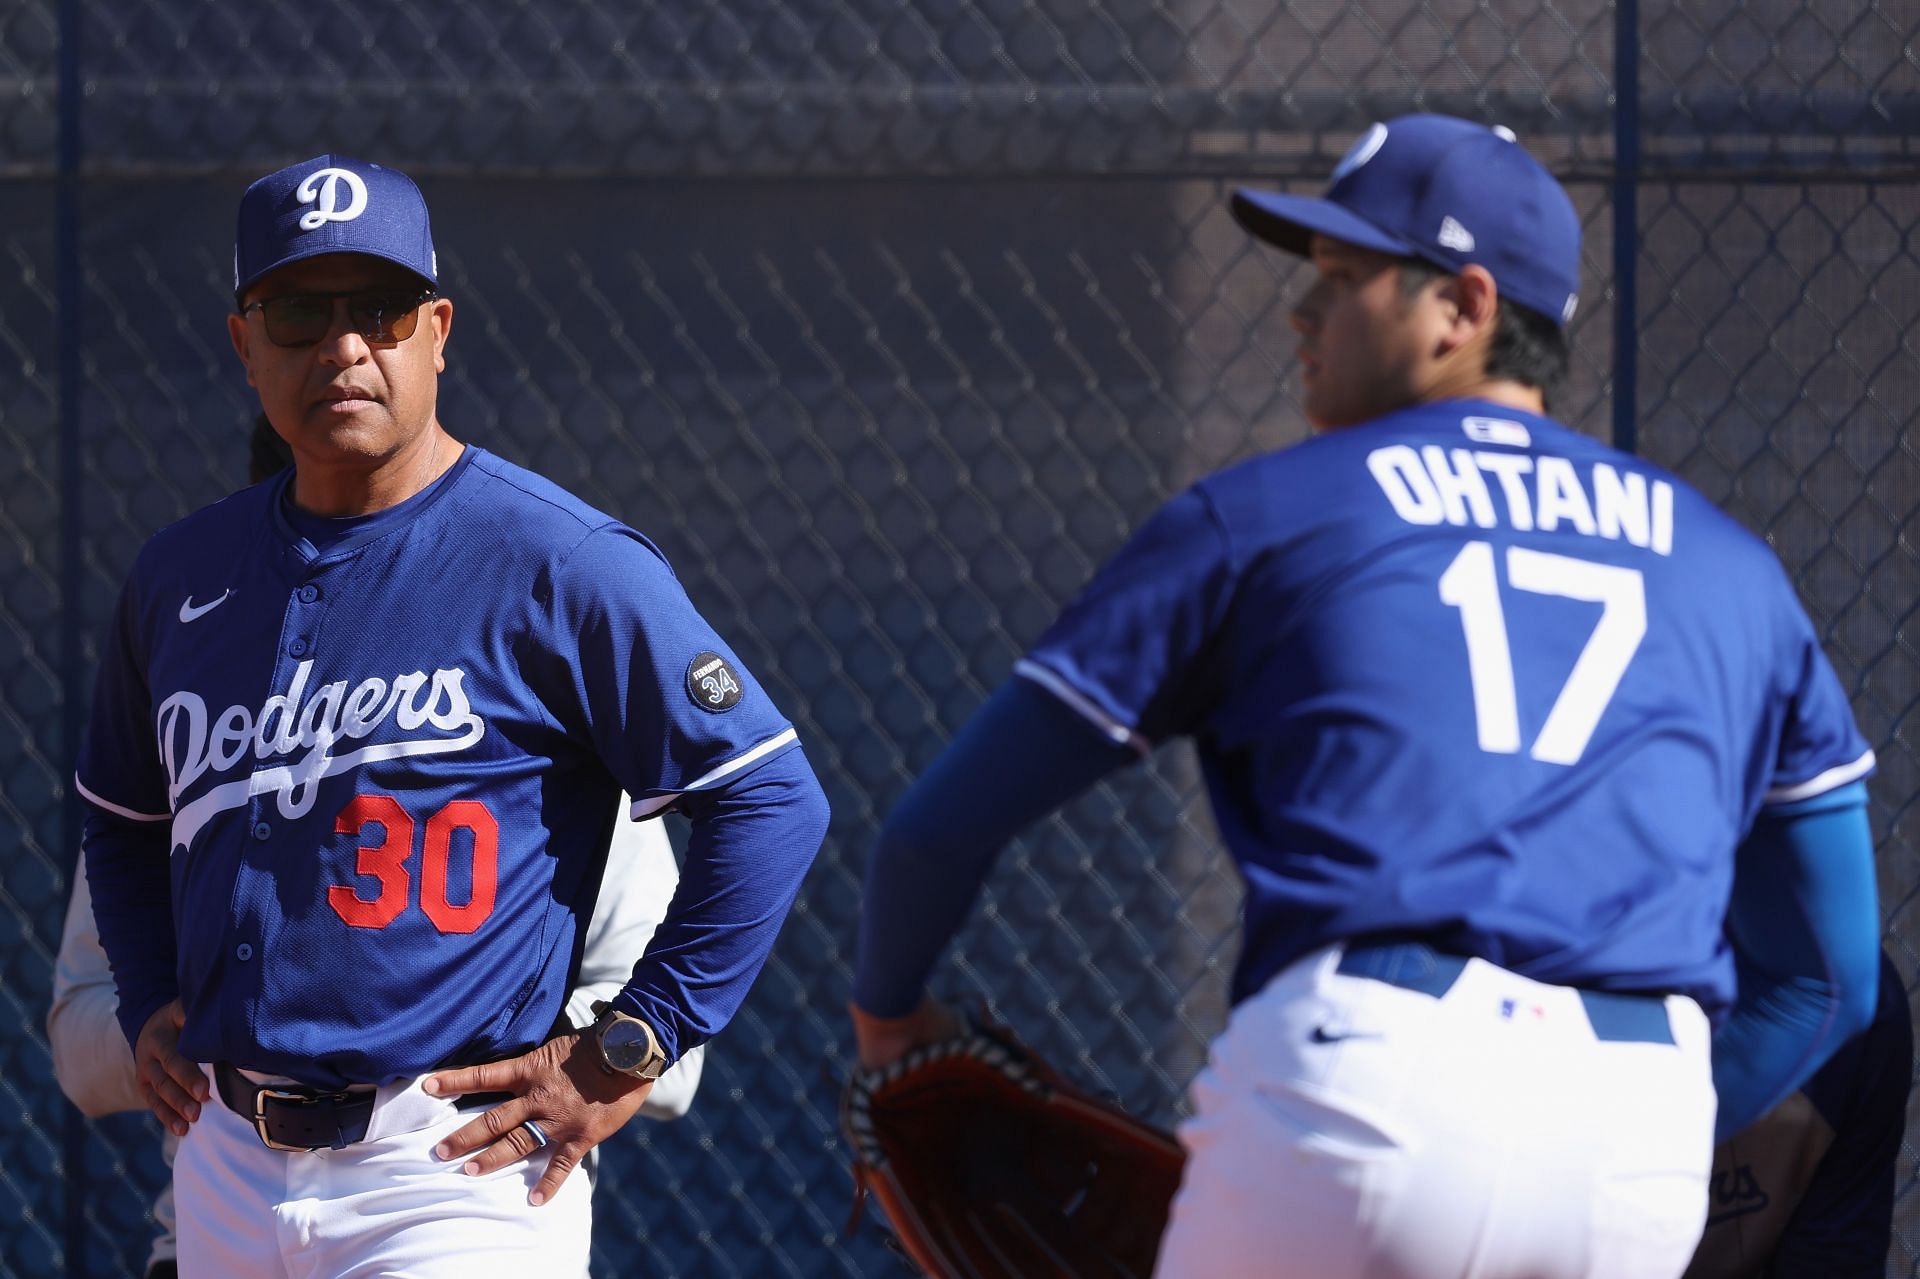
[602, 1018, 658, 1073]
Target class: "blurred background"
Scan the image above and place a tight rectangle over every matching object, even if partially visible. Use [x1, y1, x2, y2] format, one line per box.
[0, 0, 1914, 1273]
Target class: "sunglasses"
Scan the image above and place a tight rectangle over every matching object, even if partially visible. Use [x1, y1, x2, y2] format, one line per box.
[240, 289, 436, 348]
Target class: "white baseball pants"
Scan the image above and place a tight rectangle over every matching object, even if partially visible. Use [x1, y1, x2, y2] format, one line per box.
[175, 1066, 591, 1279]
[1155, 944, 1715, 1279]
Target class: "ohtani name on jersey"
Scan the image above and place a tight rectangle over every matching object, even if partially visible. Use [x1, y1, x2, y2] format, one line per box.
[1367, 445, 1675, 555]
[155, 660, 485, 851]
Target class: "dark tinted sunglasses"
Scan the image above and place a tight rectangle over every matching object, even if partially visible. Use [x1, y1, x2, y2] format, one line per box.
[240, 289, 436, 348]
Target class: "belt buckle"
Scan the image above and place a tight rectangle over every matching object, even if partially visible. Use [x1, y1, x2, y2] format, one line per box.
[253, 1086, 329, 1153]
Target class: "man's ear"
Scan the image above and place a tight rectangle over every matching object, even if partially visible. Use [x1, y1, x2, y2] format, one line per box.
[1435, 264, 1500, 354]
[227, 312, 258, 389]
[428, 296, 453, 374]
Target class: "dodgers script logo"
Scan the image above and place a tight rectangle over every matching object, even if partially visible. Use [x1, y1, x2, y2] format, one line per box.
[155, 661, 485, 851]
[295, 167, 369, 232]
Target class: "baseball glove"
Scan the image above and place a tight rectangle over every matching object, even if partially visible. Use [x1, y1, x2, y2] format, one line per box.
[840, 1014, 1186, 1279]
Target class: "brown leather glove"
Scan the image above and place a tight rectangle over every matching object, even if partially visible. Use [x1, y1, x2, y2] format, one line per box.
[841, 1014, 1186, 1278]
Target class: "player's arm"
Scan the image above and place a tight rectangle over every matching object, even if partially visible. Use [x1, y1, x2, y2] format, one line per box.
[854, 486, 1233, 1067]
[81, 810, 205, 1136]
[615, 744, 830, 1057]
[73, 564, 207, 1135]
[850, 678, 1139, 1064]
[428, 524, 828, 1201]
[1711, 781, 1879, 1142]
[79, 812, 179, 1048]
[564, 813, 705, 1120]
[515, 523, 836, 1067]
[46, 868, 149, 1117]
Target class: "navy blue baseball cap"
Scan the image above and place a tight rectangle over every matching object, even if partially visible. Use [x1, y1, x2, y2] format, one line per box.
[233, 155, 437, 303]
[1232, 115, 1581, 325]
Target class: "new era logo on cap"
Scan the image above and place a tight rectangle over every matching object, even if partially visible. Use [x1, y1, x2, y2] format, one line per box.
[233, 155, 438, 303]
[1229, 115, 1582, 326]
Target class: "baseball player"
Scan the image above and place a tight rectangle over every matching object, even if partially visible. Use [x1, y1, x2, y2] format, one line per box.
[849, 115, 1881, 1278]
[51, 421, 707, 1279]
[74, 154, 829, 1277]
[1685, 946, 1911, 1278]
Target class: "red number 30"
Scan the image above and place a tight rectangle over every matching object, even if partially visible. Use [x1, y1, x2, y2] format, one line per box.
[328, 794, 499, 935]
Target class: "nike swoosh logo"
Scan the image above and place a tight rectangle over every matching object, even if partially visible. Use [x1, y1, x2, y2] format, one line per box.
[1309, 1026, 1380, 1044]
[179, 590, 233, 623]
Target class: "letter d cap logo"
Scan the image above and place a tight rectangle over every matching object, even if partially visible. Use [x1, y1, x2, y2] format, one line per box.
[233, 154, 438, 302]
[295, 168, 369, 231]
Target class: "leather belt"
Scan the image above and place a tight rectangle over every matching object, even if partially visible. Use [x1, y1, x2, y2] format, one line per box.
[1336, 940, 1676, 1045]
[214, 1062, 376, 1152]
[214, 1063, 515, 1152]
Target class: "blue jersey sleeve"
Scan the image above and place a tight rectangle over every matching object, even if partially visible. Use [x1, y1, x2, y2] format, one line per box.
[531, 524, 800, 813]
[74, 555, 172, 821]
[1021, 487, 1237, 747]
[526, 523, 817, 1059]
[611, 745, 830, 1061]
[1764, 588, 1874, 804]
[81, 811, 177, 1049]
[73, 556, 181, 1044]
[1712, 783, 1881, 1141]
[852, 678, 1140, 1017]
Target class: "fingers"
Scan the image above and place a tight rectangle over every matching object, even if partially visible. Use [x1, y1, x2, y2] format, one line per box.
[429, 1039, 634, 1203]
[425, 1041, 547, 1099]
[161, 1048, 211, 1102]
[134, 999, 209, 1137]
[423, 1057, 513, 1099]
[139, 1064, 202, 1137]
[437, 1100, 584, 1205]
[452, 1121, 556, 1183]
[134, 1000, 208, 1130]
[529, 1148, 580, 1207]
[434, 1094, 528, 1163]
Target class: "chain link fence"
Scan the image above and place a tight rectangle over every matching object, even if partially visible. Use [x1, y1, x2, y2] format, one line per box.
[1, 1, 1914, 1275]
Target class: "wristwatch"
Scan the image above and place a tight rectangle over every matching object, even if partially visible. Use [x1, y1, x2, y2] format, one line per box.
[588, 1000, 668, 1080]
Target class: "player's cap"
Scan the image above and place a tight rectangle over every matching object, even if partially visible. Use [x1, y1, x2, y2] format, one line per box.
[233, 154, 437, 303]
[1231, 115, 1581, 325]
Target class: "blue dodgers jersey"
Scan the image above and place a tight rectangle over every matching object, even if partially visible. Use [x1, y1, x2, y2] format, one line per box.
[75, 448, 799, 1084]
[1020, 400, 1873, 1018]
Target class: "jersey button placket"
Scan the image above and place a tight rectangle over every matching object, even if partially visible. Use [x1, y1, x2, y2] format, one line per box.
[289, 581, 322, 659]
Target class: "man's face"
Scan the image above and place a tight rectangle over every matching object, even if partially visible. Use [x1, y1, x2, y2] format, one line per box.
[227, 253, 452, 467]
[1288, 236, 1449, 430]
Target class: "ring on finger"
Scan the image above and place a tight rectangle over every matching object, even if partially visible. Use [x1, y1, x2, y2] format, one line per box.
[523, 1119, 550, 1149]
